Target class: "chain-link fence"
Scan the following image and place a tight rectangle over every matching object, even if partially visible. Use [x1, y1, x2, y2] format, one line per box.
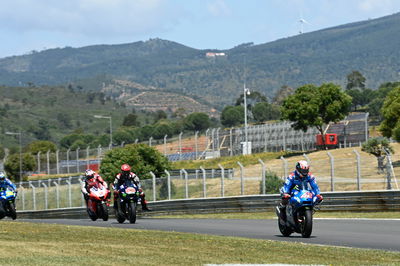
[14, 146, 399, 211]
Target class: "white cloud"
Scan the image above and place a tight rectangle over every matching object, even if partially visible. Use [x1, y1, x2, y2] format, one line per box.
[207, 0, 231, 17]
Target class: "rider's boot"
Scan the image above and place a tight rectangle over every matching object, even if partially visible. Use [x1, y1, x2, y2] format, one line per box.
[141, 195, 151, 211]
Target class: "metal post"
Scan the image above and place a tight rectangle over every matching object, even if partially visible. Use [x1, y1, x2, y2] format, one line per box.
[164, 135, 168, 156]
[211, 128, 215, 155]
[53, 181, 60, 209]
[365, 112, 369, 142]
[179, 132, 183, 161]
[195, 131, 199, 160]
[76, 147, 80, 173]
[327, 152, 335, 192]
[19, 185, 25, 210]
[384, 148, 398, 190]
[244, 84, 249, 155]
[66, 148, 70, 174]
[353, 150, 361, 191]
[237, 162, 244, 195]
[216, 128, 221, 155]
[181, 169, 189, 199]
[135, 139, 139, 144]
[46, 150, 50, 175]
[37, 151, 41, 174]
[149, 136, 153, 147]
[86, 146, 90, 170]
[97, 145, 102, 160]
[66, 179, 72, 207]
[150, 171, 156, 202]
[218, 164, 225, 197]
[29, 183, 36, 211]
[258, 159, 266, 195]
[303, 153, 311, 165]
[42, 182, 48, 210]
[164, 170, 171, 200]
[229, 128, 233, 156]
[280, 156, 288, 179]
[56, 150, 60, 175]
[200, 166, 207, 198]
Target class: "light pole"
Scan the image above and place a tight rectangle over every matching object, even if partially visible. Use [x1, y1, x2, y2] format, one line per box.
[94, 115, 112, 146]
[243, 84, 250, 154]
[5, 131, 22, 180]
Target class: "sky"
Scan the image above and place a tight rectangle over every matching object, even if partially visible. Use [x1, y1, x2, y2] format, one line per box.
[1, 0, 400, 58]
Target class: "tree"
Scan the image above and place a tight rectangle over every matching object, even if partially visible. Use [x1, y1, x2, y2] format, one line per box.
[153, 110, 167, 122]
[273, 86, 295, 105]
[281, 83, 352, 147]
[152, 122, 173, 139]
[122, 113, 140, 127]
[33, 119, 51, 140]
[220, 105, 244, 127]
[362, 137, 394, 173]
[259, 170, 282, 194]
[99, 144, 171, 182]
[235, 91, 267, 107]
[113, 129, 135, 145]
[367, 82, 399, 119]
[380, 86, 400, 141]
[183, 112, 211, 131]
[252, 102, 280, 122]
[346, 70, 366, 90]
[4, 153, 36, 181]
[26, 140, 57, 155]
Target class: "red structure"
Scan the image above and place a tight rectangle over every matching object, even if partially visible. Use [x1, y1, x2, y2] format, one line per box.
[316, 133, 338, 149]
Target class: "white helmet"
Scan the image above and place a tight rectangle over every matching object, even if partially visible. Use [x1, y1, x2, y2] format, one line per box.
[296, 160, 310, 177]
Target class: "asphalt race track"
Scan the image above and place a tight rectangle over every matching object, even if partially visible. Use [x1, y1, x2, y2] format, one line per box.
[17, 218, 400, 252]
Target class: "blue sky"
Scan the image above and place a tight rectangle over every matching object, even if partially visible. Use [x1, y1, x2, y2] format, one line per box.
[1, 0, 400, 58]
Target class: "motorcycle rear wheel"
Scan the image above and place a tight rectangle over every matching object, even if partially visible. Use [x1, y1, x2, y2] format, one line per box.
[128, 202, 137, 224]
[8, 202, 17, 220]
[301, 209, 313, 238]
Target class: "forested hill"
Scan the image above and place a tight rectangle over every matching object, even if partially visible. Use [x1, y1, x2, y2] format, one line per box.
[1, 12, 400, 106]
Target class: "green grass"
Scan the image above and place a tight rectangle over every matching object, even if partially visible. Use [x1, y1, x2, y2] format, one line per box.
[154, 211, 400, 219]
[1, 221, 399, 265]
[171, 150, 289, 169]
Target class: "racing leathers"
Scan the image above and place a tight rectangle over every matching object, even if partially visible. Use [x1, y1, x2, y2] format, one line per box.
[0, 177, 17, 218]
[81, 173, 110, 204]
[113, 172, 150, 211]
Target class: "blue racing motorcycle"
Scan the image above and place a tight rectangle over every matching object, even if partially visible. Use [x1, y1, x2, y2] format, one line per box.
[115, 179, 140, 224]
[0, 188, 17, 220]
[276, 182, 322, 238]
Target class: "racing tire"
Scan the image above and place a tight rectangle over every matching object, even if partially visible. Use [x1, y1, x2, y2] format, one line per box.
[116, 201, 125, 224]
[278, 215, 293, 237]
[301, 209, 313, 238]
[128, 202, 137, 224]
[101, 203, 109, 221]
[8, 202, 17, 220]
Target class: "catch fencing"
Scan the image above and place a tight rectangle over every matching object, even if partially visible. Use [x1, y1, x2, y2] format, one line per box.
[15, 147, 399, 211]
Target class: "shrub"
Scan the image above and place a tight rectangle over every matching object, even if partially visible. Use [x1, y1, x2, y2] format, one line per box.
[260, 170, 283, 194]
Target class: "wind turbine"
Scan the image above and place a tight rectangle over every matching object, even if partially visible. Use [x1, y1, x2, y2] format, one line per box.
[299, 17, 311, 34]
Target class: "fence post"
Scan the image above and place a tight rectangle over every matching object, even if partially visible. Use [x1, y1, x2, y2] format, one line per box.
[150, 171, 156, 202]
[164, 135, 168, 156]
[29, 183, 36, 211]
[327, 152, 335, 192]
[76, 147, 80, 173]
[53, 181, 60, 209]
[67, 148, 70, 174]
[19, 185, 25, 210]
[181, 169, 189, 199]
[41, 182, 48, 210]
[200, 166, 207, 198]
[135, 139, 139, 144]
[97, 145, 102, 160]
[195, 131, 199, 160]
[37, 151, 41, 174]
[237, 162, 244, 195]
[384, 148, 398, 189]
[280, 156, 288, 179]
[164, 170, 171, 200]
[258, 159, 266, 195]
[303, 153, 311, 165]
[46, 150, 50, 175]
[229, 128, 233, 156]
[218, 164, 225, 197]
[353, 150, 361, 191]
[179, 132, 183, 161]
[56, 150, 60, 175]
[149, 136, 153, 147]
[66, 178, 72, 207]
[216, 128, 221, 154]
[86, 146, 90, 170]
[211, 128, 215, 155]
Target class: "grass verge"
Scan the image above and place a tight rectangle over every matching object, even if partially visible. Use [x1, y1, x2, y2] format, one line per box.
[1, 221, 399, 265]
[154, 211, 400, 219]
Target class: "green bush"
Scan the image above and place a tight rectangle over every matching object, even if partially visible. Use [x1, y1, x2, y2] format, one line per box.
[4, 153, 36, 181]
[99, 143, 171, 183]
[260, 170, 283, 194]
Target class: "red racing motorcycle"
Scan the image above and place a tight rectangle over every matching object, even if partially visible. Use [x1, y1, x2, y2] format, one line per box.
[86, 182, 110, 221]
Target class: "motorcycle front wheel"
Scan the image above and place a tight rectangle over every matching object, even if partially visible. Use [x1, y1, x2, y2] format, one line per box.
[100, 202, 109, 221]
[128, 202, 137, 224]
[301, 209, 313, 238]
[278, 216, 293, 237]
[116, 201, 126, 224]
[8, 202, 17, 220]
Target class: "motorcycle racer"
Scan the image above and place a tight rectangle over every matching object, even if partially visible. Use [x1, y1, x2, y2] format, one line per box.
[0, 172, 17, 218]
[81, 169, 110, 204]
[113, 164, 151, 211]
[278, 160, 323, 217]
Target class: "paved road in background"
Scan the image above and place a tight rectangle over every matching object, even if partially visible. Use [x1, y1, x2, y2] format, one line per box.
[18, 218, 400, 252]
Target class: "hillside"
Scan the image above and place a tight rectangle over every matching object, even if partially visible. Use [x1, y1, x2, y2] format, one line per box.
[1, 13, 400, 106]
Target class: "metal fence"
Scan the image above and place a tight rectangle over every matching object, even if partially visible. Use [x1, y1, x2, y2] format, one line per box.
[15, 147, 399, 211]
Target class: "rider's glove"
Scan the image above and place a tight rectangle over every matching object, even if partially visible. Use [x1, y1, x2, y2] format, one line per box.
[316, 194, 323, 202]
[282, 193, 290, 199]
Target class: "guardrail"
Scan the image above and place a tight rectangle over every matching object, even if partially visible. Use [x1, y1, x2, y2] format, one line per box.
[17, 190, 400, 219]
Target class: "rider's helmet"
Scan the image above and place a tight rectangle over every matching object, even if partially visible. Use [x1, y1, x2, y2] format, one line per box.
[121, 164, 131, 173]
[0, 172, 5, 182]
[85, 169, 95, 179]
[296, 160, 310, 177]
